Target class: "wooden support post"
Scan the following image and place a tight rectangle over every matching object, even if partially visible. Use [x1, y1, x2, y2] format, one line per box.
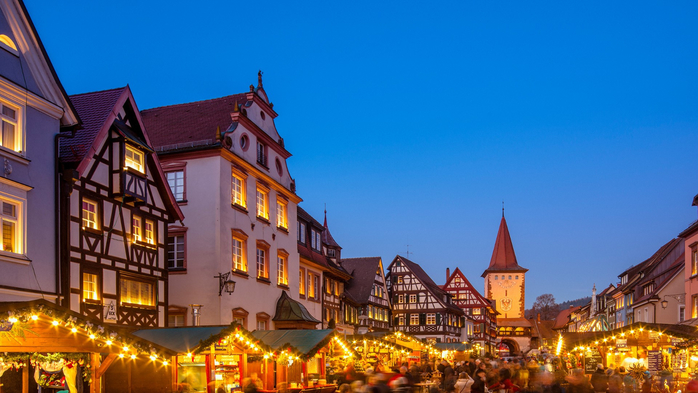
[95, 354, 117, 380]
[90, 353, 101, 393]
[22, 365, 28, 393]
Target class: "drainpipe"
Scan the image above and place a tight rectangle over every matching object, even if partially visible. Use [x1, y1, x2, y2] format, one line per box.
[55, 130, 77, 306]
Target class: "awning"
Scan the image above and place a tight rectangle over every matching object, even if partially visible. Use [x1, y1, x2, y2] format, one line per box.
[434, 343, 469, 351]
[132, 325, 236, 353]
[251, 329, 336, 358]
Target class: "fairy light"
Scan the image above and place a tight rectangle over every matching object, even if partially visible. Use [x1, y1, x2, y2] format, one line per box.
[106, 340, 113, 346]
[71, 327, 77, 333]
[89, 334, 96, 340]
[31, 315, 38, 321]
[123, 346, 129, 352]
[52, 320, 59, 326]
[150, 355, 157, 361]
[130, 354, 136, 360]
[8, 317, 17, 323]
[119, 354, 124, 358]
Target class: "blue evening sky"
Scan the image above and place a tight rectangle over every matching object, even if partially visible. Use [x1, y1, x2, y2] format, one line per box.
[26, 1, 698, 307]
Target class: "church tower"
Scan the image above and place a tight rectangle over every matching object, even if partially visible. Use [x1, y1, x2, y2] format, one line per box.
[481, 214, 528, 319]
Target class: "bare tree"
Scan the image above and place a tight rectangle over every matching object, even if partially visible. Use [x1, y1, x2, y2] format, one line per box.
[531, 294, 559, 320]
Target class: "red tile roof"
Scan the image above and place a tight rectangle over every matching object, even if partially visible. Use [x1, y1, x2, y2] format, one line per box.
[322, 212, 340, 248]
[553, 306, 580, 330]
[482, 215, 528, 277]
[61, 87, 126, 162]
[140, 93, 249, 149]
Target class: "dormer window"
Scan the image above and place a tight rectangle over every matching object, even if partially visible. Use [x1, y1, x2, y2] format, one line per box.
[310, 228, 320, 251]
[125, 145, 144, 173]
[0, 101, 19, 153]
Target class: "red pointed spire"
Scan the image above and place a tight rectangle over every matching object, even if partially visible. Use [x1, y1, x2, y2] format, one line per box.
[481, 215, 528, 277]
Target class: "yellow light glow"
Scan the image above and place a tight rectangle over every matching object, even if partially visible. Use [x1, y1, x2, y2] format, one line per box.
[163, 360, 169, 366]
[71, 327, 77, 333]
[119, 354, 124, 358]
[123, 346, 129, 352]
[187, 352, 192, 357]
[150, 355, 157, 361]
[106, 340, 113, 346]
[130, 354, 136, 360]
[89, 334, 95, 339]
[31, 315, 38, 321]
[52, 320, 59, 326]
[8, 317, 17, 323]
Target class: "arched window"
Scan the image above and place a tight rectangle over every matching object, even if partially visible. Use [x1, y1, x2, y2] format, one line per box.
[0, 35, 17, 56]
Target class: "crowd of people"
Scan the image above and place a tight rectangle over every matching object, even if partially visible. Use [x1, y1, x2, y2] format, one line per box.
[328, 357, 696, 393]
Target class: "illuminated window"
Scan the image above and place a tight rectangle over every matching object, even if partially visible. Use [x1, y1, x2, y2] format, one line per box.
[409, 294, 417, 303]
[0, 101, 19, 152]
[276, 199, 287, 229]
[410, 314, 419, 325]
[232, 234, 246, 272]
[277, 253, 288, 285]
[82, 199, 98, 230]
[0, 199, 19, 253]
[692, 248, 698, 276]
[166, 170, 185, 201]
[308, 272, 317, 299]
[132, 216, 142, 242]
[231, 171, 246, 208]
[693, 295, 698, 319]
[0, 35, 17, 55]
[399, 316, 405, 325]
[473, 308, 481, 315]
[426, 313, 436, 325]
[144, 220, 155, 245]
[256, 188, 268, 219]
[120, 278, 155, 307]
[256, 245, 268, 279]
[83, 272, 99, 301]
[398, 294, 404, 303]
[397, 276, 403, 284]
[125, 145, 144, 173]
[299, 268, 306, 296]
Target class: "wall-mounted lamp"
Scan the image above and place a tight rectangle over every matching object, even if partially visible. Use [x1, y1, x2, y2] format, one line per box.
[660, 294, 684, 309]
[215, 272, 236, 296]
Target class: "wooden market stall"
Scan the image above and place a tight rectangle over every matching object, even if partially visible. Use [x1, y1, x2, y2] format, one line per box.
[0, 300, 175, 393]
[133, 324, 356, 393]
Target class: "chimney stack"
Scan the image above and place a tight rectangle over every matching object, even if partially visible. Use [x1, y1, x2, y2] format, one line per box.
[537, 313, 540, 322]
[446, 268, 450, 281]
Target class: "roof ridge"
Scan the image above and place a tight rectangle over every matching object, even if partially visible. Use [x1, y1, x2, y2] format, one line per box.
[141, 92, 248, 112]
[69, 86, 127, 98]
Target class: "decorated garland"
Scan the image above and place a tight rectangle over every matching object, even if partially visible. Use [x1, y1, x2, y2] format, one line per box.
[0, 352, 92, 384]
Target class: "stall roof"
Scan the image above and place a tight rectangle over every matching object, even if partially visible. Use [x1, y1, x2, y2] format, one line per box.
[132, 325, 236, 353]
[434, 343, 470, 351]
[561, 322, 698, 348]
[251, 329, 335, 357]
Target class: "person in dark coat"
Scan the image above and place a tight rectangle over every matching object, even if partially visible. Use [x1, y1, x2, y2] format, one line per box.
[590, 364, 609, 393]
[471, 369, 488, 393]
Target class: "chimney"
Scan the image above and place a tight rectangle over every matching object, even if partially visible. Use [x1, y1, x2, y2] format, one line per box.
[537, 313, 540, 322]
[446, 268, 450, 281]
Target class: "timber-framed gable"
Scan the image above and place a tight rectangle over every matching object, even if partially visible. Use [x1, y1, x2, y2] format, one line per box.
[61, 87, 183, 329]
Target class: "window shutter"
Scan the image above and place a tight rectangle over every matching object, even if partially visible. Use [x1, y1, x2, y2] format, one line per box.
[416, 293, 420, 303]
[392, 275, 397, 284]
[420, 313, 426, 325]
[393, 295, 398, 304]
[436, 313, 441, 325]
[394, 316, 399, 326]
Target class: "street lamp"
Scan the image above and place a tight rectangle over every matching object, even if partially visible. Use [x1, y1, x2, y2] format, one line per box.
[660, 294, 684, 309]
[215, 272, 236, 296]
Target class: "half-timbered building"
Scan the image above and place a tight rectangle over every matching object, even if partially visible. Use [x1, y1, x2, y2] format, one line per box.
[341, 257, 391, 334]
[59, 86, 184, 328]
[141, 73, 302, 328]
[320, 211, 355, 334]
[0, 0, 80, 303]
[443, 267, 498, 355]
[387, 255, 464, 343]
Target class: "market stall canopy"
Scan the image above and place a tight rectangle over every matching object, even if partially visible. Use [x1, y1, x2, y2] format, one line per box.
[133, 325, 240, 354]
[251, 329, 340, 359]
[561, 322, 698, 349]
[434, 343, 470, 351]
[273, 291, 321, 330]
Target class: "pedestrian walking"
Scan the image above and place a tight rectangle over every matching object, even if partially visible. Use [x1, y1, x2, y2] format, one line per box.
[591, 364, 609, 393]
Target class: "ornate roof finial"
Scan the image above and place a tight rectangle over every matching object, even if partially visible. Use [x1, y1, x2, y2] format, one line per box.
[232, 102, 239, 112]
[258, 70, 263, 88]
[502, 200, 505, 217]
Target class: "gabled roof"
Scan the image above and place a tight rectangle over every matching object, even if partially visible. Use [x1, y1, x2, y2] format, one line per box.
[251, 329, 336, 358]
[140, 93, 249, 149]
[2, 0, 80, 127]
[679, 219, 698, 238]
[391, 255, 464, 315]
[553, 306, 580, 330]
[529, 318, 556, 339]
[341, 257, 383, 304]
[273, 291, 320, 323]
[482, 215, 528, 277]
[62, 86, 184, 222]
[443, 267, 492, 309]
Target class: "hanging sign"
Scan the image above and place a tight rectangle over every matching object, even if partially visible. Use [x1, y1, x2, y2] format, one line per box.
[648, 350, 662, 372]
[616, 339, 628, 348]
[649, 331, 659, 340]
[103, 300, 117, 322]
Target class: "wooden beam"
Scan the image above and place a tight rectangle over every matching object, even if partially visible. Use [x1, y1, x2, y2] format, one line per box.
[95, 354, 117, 379]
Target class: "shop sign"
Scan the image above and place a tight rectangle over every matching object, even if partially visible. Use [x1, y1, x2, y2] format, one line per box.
[649, 331, 659, 340]
[648, 350, 662, 372]
[671, 338, 683, 346]
[616, 339, 627, 348]
[584, 348, 603, 374]
[104, 300, 117, 322]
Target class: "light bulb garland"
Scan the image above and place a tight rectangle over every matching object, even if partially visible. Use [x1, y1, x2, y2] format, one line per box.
[0, 305, 172, 367]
